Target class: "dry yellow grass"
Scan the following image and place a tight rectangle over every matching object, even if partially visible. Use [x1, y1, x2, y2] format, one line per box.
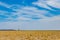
[0, 30, 60, 40]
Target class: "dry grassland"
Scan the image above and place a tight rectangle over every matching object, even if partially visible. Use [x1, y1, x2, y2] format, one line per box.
[0, 30, 60, 40]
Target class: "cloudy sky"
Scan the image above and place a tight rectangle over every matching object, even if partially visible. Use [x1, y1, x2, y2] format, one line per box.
[0, 0, 60, 30]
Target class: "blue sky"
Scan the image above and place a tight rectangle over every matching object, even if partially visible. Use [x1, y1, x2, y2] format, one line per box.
[0, 0, 60, 30]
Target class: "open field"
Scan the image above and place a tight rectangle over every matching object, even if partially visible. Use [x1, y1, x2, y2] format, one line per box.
[0, 30, 60, 40]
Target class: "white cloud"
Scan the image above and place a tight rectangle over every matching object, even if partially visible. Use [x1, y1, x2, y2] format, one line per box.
[32, 0, 53, 10]
[17, 15, 60, 30]
[0, 2, 55, 21]
[4, 6, 50, 21]
[17, 16, 32, 21]
[0, 10, 16, 21]
[46, 0, 60, 8]
[32, 0, 60, 11]
[0, 10, 8, 15]
[0, 1, 60, 30]
[0, 2, 53, 21]
[0, 2, 21, 11]
[13, 6, 52, 21]
[0, 15, 60, 30]
[0, 2, 11, 8]
[38, 15, 60, 22]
